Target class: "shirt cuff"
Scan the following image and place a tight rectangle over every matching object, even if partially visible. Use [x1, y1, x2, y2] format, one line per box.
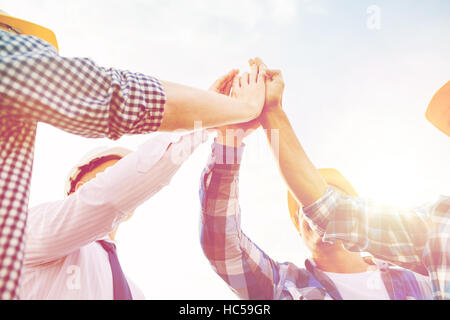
[143, 76, 167, 132]
[302, 187, 341, 229]
[211, 139, 245, 171]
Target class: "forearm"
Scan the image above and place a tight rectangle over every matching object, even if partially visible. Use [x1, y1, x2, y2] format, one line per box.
[25, 132, 205, 265]
[200, 142, 278, 299]
[260, 108, 328, 206]
[158, 81, 261, 131]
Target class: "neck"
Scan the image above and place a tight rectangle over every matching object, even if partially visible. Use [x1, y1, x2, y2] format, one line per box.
[311, 242, 372, 273]
[109, 228, 117, 241]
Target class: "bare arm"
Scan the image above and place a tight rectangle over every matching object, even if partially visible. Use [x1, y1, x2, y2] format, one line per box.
[260, 108, 327, 206]
[251, 58, 327, 206]
[253, 59, 447, 294]
[0, 35, 264, 137]
[158, 69, 265, 131]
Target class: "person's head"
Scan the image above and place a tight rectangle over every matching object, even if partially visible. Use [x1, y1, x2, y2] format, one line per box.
[65, 146, 133, 196]
[287, 168, 359, 254]
[0, 9, 58, 50]
[65, 146, 134, 237]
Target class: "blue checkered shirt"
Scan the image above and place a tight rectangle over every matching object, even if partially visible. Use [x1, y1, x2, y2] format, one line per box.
[303, 186, 449, 300]
[199, 141, 432, 300]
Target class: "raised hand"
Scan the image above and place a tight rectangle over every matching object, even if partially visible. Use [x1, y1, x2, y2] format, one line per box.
[230, 62, 266, 117]
[209, 69, 239, 95]
[250, 57, 285, 111]
[214, 65, 265, 147]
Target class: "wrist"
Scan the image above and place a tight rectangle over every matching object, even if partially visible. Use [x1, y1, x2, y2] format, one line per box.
[212, 139, 245, 166]
[260, 106, 284, 124]
[216, 137, 244, 148]
[216, 132, 244, 148]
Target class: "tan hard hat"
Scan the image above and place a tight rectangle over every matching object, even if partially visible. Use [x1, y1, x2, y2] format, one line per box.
[287, 168, 358, 233]
[64, 146, 133, 196]
[426, 81, 450, 137]
[0, 10, 58, 51]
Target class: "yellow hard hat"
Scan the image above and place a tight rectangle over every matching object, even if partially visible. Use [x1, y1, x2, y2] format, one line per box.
[287, 168, 358, 233]
[0, 10, 58, 51]
[426, 81, 450, 137]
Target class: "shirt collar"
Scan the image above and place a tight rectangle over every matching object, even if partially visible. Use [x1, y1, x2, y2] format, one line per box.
[304, 258, 343, 300]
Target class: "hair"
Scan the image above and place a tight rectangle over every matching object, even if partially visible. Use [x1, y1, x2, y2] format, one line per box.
[67, 154, 122, 195]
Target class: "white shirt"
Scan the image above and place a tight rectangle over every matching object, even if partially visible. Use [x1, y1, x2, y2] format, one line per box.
[19, 131, 207, 299]
[324, 269, 391, 300]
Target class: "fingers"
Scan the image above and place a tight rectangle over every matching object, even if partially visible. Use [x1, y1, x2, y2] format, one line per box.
[241, 72, 250, 86]
[225, 69, 239, 82]
[249, 62, 258, 83]
[222, 69, 238, 95]
[253, 57, 267, 70]
[232, 74, 240, 93]
[258, 64, 267, 83]
[223, 79, 233, 96]
[249, 57, 268, 83]
[267, 69, 283, 81]
[266, 69, 280, 77]
[222, 69, 239, 92]
[210, 69, 239, 93]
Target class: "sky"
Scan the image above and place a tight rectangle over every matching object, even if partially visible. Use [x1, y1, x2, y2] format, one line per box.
[3, 0, 449, 299]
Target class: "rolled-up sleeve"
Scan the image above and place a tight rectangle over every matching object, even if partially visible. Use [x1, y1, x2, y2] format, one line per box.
[302, 187, 430, 273]
[0, 33, 166, 139]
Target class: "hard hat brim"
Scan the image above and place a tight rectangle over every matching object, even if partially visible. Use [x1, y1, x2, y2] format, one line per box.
[426, 81, 450, 137]
[0, 13, 58, 51]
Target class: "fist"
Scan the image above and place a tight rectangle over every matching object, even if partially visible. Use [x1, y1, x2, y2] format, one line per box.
[250, 57, 285, 110]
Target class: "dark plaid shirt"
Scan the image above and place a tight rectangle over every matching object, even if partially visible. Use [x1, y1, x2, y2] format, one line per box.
[0, 31, 166, 299]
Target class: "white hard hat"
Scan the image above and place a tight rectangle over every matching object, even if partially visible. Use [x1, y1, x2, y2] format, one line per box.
[64, 146, 133, 196]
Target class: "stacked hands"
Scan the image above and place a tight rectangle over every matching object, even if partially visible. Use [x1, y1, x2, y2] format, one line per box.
[209, 57, 285, 147]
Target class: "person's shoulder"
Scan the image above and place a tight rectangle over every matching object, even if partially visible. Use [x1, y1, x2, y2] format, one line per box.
[427, 195, 450, 219]
[0, 32, 57, 57]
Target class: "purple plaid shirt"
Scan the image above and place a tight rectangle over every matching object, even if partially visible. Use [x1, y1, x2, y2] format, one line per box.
[303, 186, 449, 300]
[0, 31, 166, 299]
[199, 141, 431, 300]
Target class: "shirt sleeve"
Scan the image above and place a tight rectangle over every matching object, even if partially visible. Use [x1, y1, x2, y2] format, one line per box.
[199, 141, 282, 300]
[0, 33, 166, 139]
[414, 273, 433, 300]
[24, 130, 208, 266]
[302, 188, 433, 274]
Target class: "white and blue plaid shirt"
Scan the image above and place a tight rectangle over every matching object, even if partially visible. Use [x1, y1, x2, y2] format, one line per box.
[200, 141, 432, 300]
[303, 187, 449, 300]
